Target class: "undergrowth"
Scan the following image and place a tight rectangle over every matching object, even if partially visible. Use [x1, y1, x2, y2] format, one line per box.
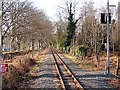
[2, 57, 36, 88]
[63, 54, 99, 71]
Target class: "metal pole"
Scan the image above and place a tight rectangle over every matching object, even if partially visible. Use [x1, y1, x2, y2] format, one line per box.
[105, 0, 110, 74]
[0, 1, 3, 61]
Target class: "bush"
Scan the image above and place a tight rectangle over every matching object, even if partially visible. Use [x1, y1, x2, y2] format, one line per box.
[66, 46, 70, 53]
[2, 65, 24, 88]
[101, 44, 105, 51]
[24, 58, 36, 66]
[76, 45, 88, 57]
[76, 45, 84, 55]
[84, 48, 87, 56]
[2, 58, 36, 88]
[70, 46, 76, 56]
[20, 58, 36, 73]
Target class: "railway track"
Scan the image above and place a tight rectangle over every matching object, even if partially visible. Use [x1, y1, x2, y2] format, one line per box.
[50, 48, 84, 90]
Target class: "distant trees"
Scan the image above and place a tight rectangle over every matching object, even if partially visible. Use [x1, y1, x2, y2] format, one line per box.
[117, 2, 120, 52]
[56, 21, 66, 50]
[77, 0, 102, 67]
[2, 0, 54, 51]
[55, 0, 119, 69]
[56, 1, 80, 51]
[64, 3, 80, 48]
[116, 1, 120, 75]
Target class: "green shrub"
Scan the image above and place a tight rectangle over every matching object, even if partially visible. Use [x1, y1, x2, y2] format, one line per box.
[76, 45, 88, 56]
[84, 48, 87, 56]
[66, 46, 70, 53]
[101, 44, 105, 51]
[76, 45, 84, 55]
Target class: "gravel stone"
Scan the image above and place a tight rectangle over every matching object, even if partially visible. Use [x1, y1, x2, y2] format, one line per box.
[58, 54, 117, 90]
[26, 51, 117, 90]
[29, 52, 58, 89]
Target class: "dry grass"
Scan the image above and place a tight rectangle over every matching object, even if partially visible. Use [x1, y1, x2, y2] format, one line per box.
[63, 52, 120, 89]
[2, 48, 49, 88]
[63, 54, 99, 71]
[108, 79, 120, 89]
[2, 57, 36, 88]
[63, 53, 119, 73]
[29, 54, 45, 77]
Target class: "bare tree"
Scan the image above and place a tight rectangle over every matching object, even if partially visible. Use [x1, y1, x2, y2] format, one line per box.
[2, 0, 54, 52]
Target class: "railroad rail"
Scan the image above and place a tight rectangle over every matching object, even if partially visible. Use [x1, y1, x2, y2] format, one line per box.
[50, 48, 84, 90]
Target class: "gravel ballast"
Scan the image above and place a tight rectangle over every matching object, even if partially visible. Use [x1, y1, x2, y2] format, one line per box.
[27, 50, 117, 90]
[58, 54, 117, 89]
[29, 51, 58, 89]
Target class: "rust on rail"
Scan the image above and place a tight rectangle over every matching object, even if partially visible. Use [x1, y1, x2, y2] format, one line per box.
[50, 48, 84, 90]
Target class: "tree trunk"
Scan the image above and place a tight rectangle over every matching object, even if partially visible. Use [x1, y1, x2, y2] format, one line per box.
[91, 54, 94, 65]
[38, 40, 41, 49]
[95, 26, 100, 68]
[18, 42, 20, 51]
[11, 37, 16, 51]
[116, 55, 120, 75]
[31, 39, 35, 58]
[96, 52, 100, 67]
[17, 39, 21, 51]
[21, 40, 25, 51]
[31, 39, 34, 50]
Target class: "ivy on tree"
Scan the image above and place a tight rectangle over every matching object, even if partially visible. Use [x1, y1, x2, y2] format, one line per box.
[64, 3, 80, 48]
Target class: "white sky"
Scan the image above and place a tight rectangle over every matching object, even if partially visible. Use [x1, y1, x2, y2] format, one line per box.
[29, 0, 119, 21]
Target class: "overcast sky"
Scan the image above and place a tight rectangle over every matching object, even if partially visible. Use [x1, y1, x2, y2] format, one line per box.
[29, 0, 119, 21]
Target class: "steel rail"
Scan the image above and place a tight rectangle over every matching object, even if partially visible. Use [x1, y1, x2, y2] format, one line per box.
[50, 48, 84, 90]
[50, 48, 66, 90]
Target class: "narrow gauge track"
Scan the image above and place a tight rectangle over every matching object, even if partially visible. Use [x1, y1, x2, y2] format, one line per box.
[50, 48, 84, 90]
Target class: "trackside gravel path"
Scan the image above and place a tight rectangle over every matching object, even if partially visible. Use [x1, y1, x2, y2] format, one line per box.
[29, 51, 58, 89]
[28, 50, 117, 90]
[58, 54, 117, 90]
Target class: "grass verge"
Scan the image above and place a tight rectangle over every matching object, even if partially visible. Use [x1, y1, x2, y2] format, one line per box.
[63, 53, 99, 71]
[63, 53, 120, 89]
[29, 54, 45, 77]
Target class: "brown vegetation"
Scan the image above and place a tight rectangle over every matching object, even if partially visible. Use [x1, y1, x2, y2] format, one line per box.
[1, 49, 48, 88]
[2, 56, 36, 88]
[63, 52, 119, 88]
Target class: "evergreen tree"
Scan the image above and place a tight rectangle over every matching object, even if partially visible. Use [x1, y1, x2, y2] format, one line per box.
[64, 3, 79, 48]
